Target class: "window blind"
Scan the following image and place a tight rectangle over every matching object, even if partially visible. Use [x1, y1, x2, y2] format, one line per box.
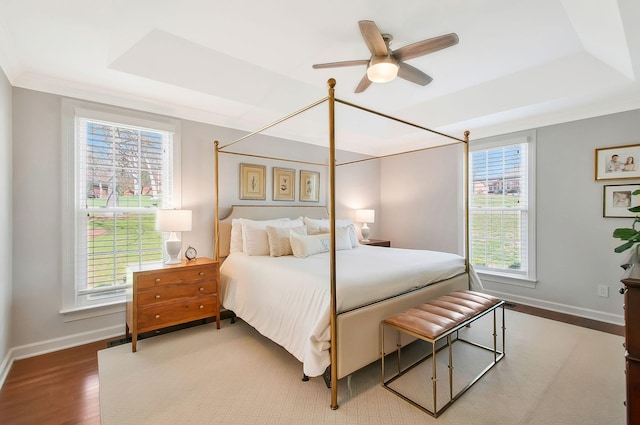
[75, 117, 174, 297]
[469, 142, 529, 275]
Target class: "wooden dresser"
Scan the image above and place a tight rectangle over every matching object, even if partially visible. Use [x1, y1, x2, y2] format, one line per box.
[126, 257, 220, 352]
[621, 264, 640, 424]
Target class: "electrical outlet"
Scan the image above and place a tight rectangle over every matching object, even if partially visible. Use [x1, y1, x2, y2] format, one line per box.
[598, 284, 609, 298]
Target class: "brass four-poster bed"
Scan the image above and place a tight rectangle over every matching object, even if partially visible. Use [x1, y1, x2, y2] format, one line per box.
[213, 78, 477, 409]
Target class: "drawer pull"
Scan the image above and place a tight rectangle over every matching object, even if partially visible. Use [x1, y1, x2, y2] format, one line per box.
[155, 294, 161, 299]
[155, 278, 161, 283]
[199, 272, 205, 276]
[199, 305, 204, 309]
[200, 287, 205, 291]
[155, 314, 160, 319]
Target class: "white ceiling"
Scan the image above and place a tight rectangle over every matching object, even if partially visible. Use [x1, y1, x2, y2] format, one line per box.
[1, 0, 639, 155]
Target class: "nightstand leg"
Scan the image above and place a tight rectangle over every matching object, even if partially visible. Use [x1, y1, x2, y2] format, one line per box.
[132, 330, 137, 352]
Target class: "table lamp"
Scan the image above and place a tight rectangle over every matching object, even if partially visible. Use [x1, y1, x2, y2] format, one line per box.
[356, 209, 375, 243]
[156, 209, 192, 264]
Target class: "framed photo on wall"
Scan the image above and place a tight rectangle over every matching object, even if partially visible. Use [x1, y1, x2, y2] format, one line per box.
[603, 184, 640, 217]
[239, 163, 266, 200]
[273, 167, 295, 201]
[595, 144, 640, 180]
[299, 170, 320, 202]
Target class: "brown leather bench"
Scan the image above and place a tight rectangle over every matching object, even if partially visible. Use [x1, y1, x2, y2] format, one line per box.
[381, 290, 505, 417]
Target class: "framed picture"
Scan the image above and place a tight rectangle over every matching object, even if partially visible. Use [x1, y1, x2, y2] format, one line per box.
[299, 170, 320, 202]
[595, 144, 640, 180]
[273, 167, 295, 201]
[239, 163, 266, 200]
[603, 184, 640, 217]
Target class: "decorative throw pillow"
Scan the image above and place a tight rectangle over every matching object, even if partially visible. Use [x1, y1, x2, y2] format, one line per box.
[290, 233, 330, 258]
[231, 218, 290, 254]
[241, 218, 302, 256]
[304, 217, 353, 235]
[290, 226, 352, 258]
[266, 225, 307, 257]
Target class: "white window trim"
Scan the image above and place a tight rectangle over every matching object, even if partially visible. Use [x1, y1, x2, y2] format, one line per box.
[469, 129, 537, 286]
[60, 99, 182, 317]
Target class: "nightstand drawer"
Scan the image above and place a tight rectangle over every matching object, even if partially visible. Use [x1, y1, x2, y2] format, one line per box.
[136, 281, 218, 307]
[136, 266, 214, 289]
[137, 297, 217, 332]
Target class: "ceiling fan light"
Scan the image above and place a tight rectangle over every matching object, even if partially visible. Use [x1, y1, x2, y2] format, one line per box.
[367, 59, 399, 83]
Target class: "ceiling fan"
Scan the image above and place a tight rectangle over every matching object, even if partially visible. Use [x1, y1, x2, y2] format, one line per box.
[312, 20, 459, 93]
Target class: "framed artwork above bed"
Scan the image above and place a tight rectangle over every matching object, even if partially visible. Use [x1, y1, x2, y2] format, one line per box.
[300, 170, 320, 202]
[239, 163, 266, 200]
[273, 167, 295, 201]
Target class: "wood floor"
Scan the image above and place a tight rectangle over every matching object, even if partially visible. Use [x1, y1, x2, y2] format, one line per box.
[0, 306, 624, 425]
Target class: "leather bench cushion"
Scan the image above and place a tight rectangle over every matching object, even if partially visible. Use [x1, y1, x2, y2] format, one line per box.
[383, 290, 502, 340]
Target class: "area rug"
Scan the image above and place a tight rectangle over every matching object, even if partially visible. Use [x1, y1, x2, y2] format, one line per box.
[98, 310, 625, 425]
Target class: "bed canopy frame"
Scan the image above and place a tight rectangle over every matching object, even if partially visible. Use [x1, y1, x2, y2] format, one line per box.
[214, 78, 470, 409]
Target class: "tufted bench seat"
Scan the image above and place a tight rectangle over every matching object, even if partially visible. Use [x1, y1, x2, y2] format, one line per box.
[381, 290, 505, 417]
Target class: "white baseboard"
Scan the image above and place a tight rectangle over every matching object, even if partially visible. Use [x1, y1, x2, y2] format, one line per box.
[484, 288, 625, 326]
[0, 324, 123, 390]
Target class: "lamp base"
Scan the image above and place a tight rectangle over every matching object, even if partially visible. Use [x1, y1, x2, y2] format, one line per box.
[361, 225, 370, 243]
[164, 239, 182, 264]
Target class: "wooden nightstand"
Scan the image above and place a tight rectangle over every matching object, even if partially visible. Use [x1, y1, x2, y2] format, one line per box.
[125, 257, 220, 352]
[360, 239, 391, 247]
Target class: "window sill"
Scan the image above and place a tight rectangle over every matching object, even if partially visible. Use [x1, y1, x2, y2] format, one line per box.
[477, 271, 537, 289]
[60, 300, 125, 322]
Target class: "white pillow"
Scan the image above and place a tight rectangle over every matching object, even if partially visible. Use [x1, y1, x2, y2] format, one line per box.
[304, 217, 353, 234]
[230, 218, 290, 254]
[266, 225, 307, 257]
[242, 218, 303, 256]
[229, 218, 244, 253]
[318, 223, 359, 249]
[290, 226, 352, 258]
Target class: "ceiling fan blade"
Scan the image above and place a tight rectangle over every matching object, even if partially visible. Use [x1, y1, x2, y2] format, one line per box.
[397, 62, 433, 86]
[312, 59, 369, 69]
[394, 33, 459, 62]
[354, 74, 372, 93]
[358, 20, 388, 56]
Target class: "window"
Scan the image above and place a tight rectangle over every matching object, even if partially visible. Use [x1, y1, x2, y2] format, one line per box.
[62, 101, 181, 314]
[468, 131, 536, 285]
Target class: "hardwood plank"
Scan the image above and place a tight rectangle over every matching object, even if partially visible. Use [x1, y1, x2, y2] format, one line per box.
[0, 339, 109, 425]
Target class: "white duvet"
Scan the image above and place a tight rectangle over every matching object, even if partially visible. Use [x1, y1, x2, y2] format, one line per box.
[220, 245, 481, 377]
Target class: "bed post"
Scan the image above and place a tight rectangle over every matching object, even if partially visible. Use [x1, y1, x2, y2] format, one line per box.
[328, 78, 339, 410]
[463, 131, 470, 274]
[214, 140, 220, 262]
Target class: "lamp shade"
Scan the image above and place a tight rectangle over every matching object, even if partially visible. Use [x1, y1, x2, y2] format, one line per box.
[356, 209, 375, 224]
[156, 209, 192, 232]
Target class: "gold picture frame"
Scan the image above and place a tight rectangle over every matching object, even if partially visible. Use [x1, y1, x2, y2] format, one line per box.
[273, 167, 295, 201]
[595, 144, 640, 180]
[603, 184, 640, 217]
[239, 163, 266, 200]
[299, 170, 320, 202]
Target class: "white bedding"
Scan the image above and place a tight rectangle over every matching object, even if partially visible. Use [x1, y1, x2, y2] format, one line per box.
[220, 245, 481, 377]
